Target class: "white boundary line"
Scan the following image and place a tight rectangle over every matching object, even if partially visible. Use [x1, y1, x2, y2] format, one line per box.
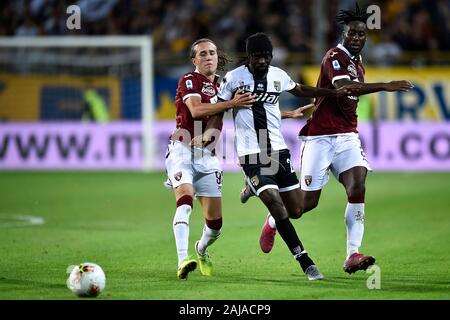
[0, 214, 45, 228]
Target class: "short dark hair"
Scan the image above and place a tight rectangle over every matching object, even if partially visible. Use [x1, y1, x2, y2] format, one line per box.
[189, 38, 231, 71]
[245, 32, 273, 57]
[336, 2, 371, 25]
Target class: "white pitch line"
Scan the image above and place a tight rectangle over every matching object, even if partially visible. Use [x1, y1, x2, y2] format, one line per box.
[0, 214, 45, 228]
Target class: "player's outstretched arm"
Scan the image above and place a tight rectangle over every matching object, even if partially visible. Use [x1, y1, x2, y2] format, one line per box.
[334, 79, 414, 96]
[289, 83, 334, 97]
[186, 91, 254, 119]
[289, 83, 362, 98]
[281, 103, 315, 119]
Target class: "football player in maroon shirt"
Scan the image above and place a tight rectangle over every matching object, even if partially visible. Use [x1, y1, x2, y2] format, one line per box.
[166, 38, 254, 280]
[247, 4, 413, 274]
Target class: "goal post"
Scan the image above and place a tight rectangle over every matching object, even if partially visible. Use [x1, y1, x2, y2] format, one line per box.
[0, 36, 155, 170]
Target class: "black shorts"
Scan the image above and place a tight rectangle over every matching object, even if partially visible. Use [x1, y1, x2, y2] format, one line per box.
[240, 149, 300, 196]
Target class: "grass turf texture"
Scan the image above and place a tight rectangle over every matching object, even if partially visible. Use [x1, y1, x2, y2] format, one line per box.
[0, 171, 449, 300]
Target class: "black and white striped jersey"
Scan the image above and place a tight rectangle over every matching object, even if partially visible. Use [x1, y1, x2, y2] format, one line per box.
[218, 65, 296, 157]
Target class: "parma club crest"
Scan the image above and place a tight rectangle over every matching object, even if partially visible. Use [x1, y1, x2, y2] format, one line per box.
[273, 81, 281, 91]
[250, 175, 260, 187]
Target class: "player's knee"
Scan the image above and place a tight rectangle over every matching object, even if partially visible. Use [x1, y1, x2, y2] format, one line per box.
[288, 206, 303, 219]
[266, 199, 287, 220]
[346, 183, 366, 199]
[302, 202, 316, 214]
[300, 193, 319, 212]
[289, 211, 301, 219]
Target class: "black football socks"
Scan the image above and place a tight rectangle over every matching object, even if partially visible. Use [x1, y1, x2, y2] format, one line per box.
[275, 218, 314, 272]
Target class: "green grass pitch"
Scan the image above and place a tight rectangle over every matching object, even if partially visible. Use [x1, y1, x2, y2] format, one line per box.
[0, 171, 449, 300]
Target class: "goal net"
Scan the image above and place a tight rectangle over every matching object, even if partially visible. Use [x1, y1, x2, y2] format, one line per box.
[0, 36, 154, 170]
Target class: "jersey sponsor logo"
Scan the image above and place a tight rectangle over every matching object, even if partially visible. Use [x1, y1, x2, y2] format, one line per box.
[332, 60, 341, 70]
[253, 92, 280, 104]
[257, 83, 264, 91]
[304, 175, 312, 186]
[347, 64, 358, 77]
[185, 79, 193, 90]
[274, 81, 281, 91]
[174, 171, 182, 181]
[201, 84, 216, 96]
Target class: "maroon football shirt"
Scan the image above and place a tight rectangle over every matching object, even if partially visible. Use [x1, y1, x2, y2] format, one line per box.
[299, 43, 365, 136]
[172, 71, 221, 142]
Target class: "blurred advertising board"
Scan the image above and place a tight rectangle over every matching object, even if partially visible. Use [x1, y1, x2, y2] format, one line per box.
[0, 74, 121, 121]
[1, 121, 449, 171]
[1, 68, 448, 122]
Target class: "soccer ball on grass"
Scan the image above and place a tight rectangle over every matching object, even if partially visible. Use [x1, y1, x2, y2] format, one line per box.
[66, 262, 106, 297]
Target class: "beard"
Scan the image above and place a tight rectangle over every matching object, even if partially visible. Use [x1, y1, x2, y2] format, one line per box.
[252, 65, 269, 79]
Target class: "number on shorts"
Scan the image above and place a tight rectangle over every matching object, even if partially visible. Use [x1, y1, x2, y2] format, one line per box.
[360, 146, 368, 162]
[286, 158, 295, 173]
[215, 171, 223, 185]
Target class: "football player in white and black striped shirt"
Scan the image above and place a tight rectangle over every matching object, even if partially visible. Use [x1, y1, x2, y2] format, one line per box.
[218, 32, 359, 280]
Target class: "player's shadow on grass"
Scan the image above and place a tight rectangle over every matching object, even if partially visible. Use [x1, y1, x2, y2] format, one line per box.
[377, 279, 450, 292]
[212, 274, 320, 286]
[326, 276, 450, 292]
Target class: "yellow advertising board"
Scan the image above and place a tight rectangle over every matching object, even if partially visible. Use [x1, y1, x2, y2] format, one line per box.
[302, 67, 450, 121]
[0, 74, 120, 121]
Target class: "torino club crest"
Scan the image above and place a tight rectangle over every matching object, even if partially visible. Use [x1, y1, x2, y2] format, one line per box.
[347, 64, 358, 78]
[304, 175, 312, 186]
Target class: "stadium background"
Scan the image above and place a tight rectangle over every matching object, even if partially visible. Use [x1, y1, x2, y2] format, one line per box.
[0, 0, 449, 301]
